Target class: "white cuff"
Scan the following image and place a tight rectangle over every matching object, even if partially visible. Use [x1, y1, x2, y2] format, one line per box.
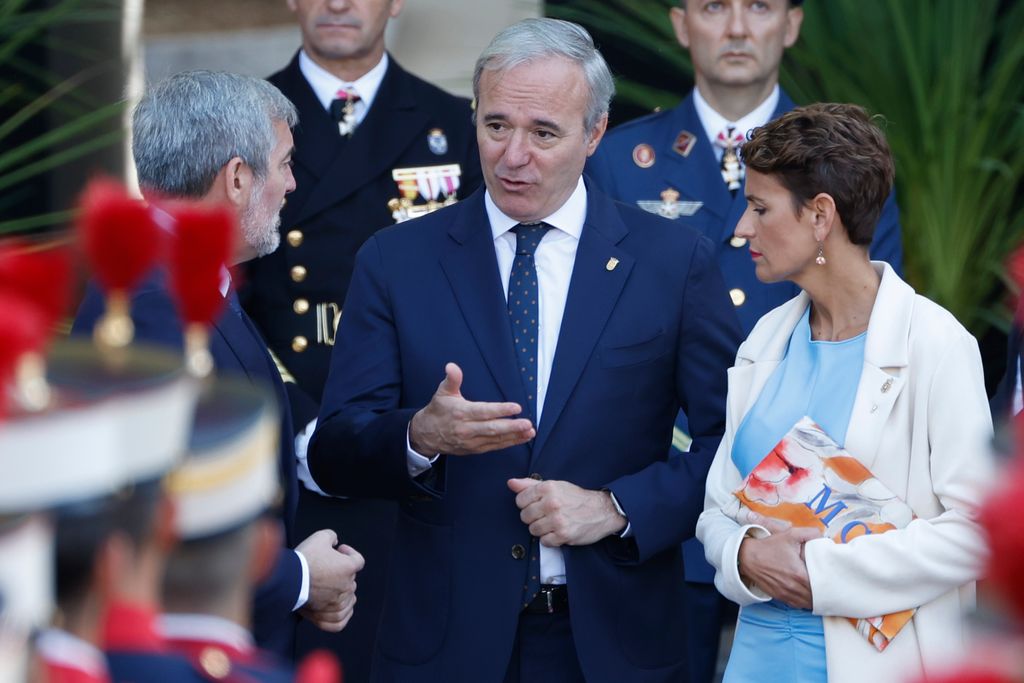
[295, 418, 345, 498]
[607, 491, 632, 538]
[406, 423, 439, 477]
[715, 524, 772, 606]
[292, 549, 311, 611]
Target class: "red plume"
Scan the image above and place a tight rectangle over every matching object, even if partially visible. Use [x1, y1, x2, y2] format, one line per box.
[163, 201, 235, 326]
[0, 240, 72, 332]
[0, 292, 47, 417]
[77, 177, 162, 293]
[294, 650, 343, 683]
[979, 454, 1024, 622]
[914, 669, 1018, 683]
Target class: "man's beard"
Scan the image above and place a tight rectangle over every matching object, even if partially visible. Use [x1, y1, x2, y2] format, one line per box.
[241, 177, 282, 258]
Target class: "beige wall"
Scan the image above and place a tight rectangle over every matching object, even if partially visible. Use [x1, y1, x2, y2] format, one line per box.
[143, 0, 541, 96]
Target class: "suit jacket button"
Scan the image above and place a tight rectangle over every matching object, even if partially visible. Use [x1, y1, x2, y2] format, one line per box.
[529, 473, 542, 480]
[291, 265, 307, 282]
[287, 229, 304, 247]
[511, 544, 526, 560]
[729, 288, 746, 307]
[729, 236, 747, 248]
[294, 298, 310, 315]
[292, 336, 308, 353]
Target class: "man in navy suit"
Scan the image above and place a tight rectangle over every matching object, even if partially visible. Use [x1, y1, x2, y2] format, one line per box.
[308, 19, 742, 683]
[72, 71, 363, 659]
[244, 4, 484, 676]
[585, 3, 904, 680]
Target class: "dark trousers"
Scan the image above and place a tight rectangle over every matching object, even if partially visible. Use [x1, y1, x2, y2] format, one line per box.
[293, 489, 398, 683]
[503, 611, 585, 683]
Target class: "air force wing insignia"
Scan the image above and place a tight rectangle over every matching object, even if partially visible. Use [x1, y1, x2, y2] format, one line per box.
[636, 188, 702, 219]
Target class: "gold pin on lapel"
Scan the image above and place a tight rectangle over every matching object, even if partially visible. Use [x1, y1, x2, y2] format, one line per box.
[606, 257, 619, 272]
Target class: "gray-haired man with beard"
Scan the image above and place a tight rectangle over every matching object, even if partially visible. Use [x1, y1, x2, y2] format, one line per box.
[73, 70, 364, 659]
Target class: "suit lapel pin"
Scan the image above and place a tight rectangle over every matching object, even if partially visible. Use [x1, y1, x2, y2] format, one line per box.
[428, 128, 448, 155]
[673, 130, 696, 157]
[881, 378, 893, 393]
[632, 143, 655, 169]
[606, 257, 619, 272]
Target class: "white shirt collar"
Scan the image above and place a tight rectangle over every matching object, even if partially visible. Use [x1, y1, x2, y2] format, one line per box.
[298, 49, 389, 117]
[484, 177, 587, 242]
[159, 613, 255, 652]
[693, 84, 780, 145]
[36, 628, 108, 676]
[218, 266, 231, 298]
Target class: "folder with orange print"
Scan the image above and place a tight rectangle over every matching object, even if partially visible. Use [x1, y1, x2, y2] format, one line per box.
[726, 416, 916, 652]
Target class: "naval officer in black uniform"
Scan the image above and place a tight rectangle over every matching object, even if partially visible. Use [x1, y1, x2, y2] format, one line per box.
[239, 1, 482, 680]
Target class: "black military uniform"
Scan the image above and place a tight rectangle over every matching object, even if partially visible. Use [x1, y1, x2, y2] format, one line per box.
[240, 52, 482, 682]
[242, 52, 483, 413]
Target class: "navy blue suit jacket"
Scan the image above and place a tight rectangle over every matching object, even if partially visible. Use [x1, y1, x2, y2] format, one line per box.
[308, 186, 742, 682]
[72, 276, 302, 656]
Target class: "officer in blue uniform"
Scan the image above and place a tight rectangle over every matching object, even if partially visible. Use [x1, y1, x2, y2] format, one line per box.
[239, 3, 482, 679]
[586, 2, 903, 681]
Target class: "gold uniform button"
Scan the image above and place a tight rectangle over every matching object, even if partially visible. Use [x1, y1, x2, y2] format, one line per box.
[292, 336, 309, 353]
[293, 298, 310, 315]
[729, 236, 748, 248]
[290, 265, 307, 282]
[511, 544, 526, 560]
[198, 647, 231, 679]
[287, 229, 303, 247]
[729, 288, 746, 307]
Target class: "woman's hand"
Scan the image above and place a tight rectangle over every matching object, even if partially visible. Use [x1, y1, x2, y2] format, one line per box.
[738, 524, 821, 610]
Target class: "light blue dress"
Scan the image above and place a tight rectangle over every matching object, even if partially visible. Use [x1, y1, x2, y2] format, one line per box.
[723, 306, 866, 683]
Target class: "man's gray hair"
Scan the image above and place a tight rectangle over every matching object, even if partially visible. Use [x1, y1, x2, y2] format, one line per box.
[472, 18, 614, 131]
[132, 70, 298, 199]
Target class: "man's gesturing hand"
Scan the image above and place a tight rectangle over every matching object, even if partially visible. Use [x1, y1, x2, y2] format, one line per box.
[297, 530, 365, 632]
[508, 478, 627, 547]
[409, 363, 535, 456]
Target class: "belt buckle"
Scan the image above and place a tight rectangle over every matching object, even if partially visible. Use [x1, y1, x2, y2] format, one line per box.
[539, 585, 557, 614]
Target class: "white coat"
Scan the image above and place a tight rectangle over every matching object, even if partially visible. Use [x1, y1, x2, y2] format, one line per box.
[697, 262, 995, 683]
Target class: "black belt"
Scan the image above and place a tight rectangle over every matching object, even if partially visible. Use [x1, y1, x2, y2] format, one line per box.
[522, 584, 569, 614]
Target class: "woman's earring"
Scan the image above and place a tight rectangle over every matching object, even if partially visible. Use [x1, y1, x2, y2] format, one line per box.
[815, 242, 826, 266]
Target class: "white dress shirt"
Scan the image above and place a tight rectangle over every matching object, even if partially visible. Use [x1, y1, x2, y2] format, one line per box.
[693, 84, 779, 162]
[299, 49, 388, 126]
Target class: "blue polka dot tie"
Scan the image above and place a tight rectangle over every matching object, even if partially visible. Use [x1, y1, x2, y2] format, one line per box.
[509, 222, 550, 609]
[508, 223, 550, 425]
